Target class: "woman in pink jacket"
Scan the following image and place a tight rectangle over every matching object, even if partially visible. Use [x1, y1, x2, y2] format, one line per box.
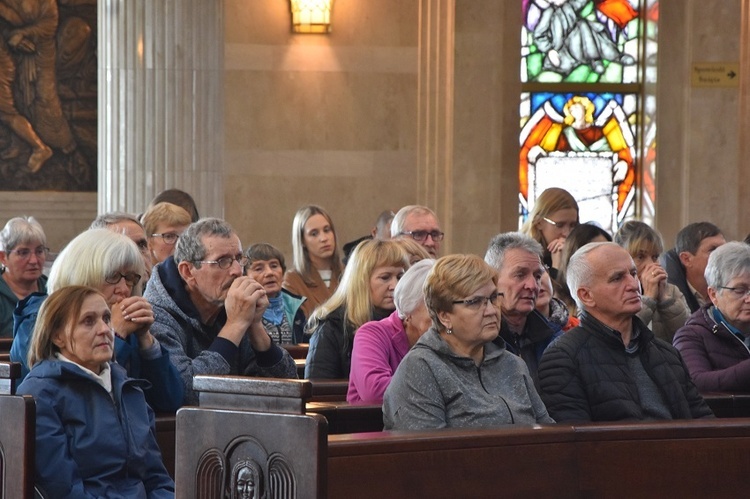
[348, 259, 435, 404]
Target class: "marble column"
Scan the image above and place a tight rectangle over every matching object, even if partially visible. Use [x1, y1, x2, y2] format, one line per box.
[739, 0, 750, 234]
[98, 0, 224, 217]
[417, 0, 455, 252]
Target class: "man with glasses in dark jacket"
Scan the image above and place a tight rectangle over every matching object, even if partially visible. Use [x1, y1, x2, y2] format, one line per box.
[144, 218, 297, 405]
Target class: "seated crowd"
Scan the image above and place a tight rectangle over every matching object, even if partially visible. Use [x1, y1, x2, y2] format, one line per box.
[5, 186, 750, 495]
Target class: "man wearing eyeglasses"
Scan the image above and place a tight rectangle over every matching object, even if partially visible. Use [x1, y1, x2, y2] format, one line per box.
[391, 205, 443, 258]
[538, 242, 712, 422]
[144, 218, 298, 405]
[484, 232, 562, 388]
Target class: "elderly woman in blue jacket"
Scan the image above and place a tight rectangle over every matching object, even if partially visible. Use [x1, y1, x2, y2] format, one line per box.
[17, 285, 175, 498]
[11, 228, 184, 412]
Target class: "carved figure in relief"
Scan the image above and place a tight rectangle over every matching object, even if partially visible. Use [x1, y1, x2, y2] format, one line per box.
[230, 459, 263, 499]
[0, 2, 52, 172]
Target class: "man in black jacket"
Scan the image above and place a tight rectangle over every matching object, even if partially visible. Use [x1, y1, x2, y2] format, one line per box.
[485, 232, 562, 388]
[660, 222, 725, 313]
[538, 242, 712, 422]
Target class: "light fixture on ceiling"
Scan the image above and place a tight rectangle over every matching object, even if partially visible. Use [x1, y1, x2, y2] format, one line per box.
[289, 0, 333, 34]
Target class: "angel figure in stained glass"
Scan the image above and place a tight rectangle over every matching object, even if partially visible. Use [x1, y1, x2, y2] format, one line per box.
[520, 95, 635, 215]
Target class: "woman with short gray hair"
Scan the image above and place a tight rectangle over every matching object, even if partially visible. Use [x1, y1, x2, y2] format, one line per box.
[0, 216, 48, 337]
[674, 241, 750, 392]
[347, 259, 435, 404]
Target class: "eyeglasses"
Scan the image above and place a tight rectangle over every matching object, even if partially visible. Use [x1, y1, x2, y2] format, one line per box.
[718, 286, 750, 299]
[452, 291, 502, 311]
[542, 217, 578, 231]
[7, 246, 49, 259]
[400, 230, 445, 243]
[194, 255, 249, 269]
[105, 271, 142, 287]
[151, 233, 180, 245]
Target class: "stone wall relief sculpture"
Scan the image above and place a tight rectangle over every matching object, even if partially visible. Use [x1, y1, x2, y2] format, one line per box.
[0, 0, 96, 191]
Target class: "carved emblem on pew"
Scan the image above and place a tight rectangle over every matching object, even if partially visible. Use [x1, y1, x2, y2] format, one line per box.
[196, 436, 295, 499]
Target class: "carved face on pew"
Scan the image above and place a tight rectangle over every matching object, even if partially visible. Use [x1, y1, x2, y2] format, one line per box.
[231, 459, 262, 499]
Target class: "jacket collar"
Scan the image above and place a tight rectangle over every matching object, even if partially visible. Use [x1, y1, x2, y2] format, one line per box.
[579, 311, 654, 349]
[415, 327, 507, 366]
[499, 309, 556, 344]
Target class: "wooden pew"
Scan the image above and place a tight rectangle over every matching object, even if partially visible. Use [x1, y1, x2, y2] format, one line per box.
[174, 376, 750, 499]
[0, 337, 13, 362]
[155, 414, 176, 479]
[281, 343, 308, 378]
[175, 376, 327, 498]
[703, 392, 750, 418]
[326, 419, 750, 498]
[0, 394, 36, 498]
[0, 362, 35, 498]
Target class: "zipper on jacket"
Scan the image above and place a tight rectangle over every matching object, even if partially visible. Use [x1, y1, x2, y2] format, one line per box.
[475, 365, 515, 424]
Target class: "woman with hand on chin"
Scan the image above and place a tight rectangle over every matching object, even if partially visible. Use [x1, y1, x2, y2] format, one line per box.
[283, 205, 344, 319]
[522, 187, 579, 279]
[17, 286, 175, 498]
[614, 220, 689, 342]
[11, 229, 184, 411]
[383, 254, 553, 430]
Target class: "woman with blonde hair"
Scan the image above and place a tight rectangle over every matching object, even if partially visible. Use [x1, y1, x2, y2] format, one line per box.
[614, 220, 689, 342]
[283, 205, 344, 318]
[305, 239, 409, 379]
[141, 201, 192, 266]
[18, 285, 175, 497]
[521, 187, 579, 276]
[383, 254, 553, 429]
[393, 237, 431, 265]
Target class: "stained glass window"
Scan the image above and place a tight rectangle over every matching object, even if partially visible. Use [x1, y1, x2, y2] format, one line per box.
[519, 0, 658, 233]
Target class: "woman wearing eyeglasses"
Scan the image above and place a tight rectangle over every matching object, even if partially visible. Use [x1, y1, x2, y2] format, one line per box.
[383, 254, 554, 430]
[673, 242, 750, 392]
[521, 187, 579, 278]
[141, 201, 192, 266]
[11, 228, 184, 411]
[0, 216, 48, 337]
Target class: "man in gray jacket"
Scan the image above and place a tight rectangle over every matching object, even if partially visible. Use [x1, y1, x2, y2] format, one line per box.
[144, 218, 297, 405]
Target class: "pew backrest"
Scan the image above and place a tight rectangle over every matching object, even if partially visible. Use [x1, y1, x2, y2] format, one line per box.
[175, 408, 327, 499]
[0, 395, 35, 498]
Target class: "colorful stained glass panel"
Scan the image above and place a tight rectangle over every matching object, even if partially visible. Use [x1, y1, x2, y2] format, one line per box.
[519, 91, 638, 232]
[521, 0, 642, 84]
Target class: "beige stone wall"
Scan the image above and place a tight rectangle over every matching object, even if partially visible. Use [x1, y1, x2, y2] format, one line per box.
[223, 0, 419, 258]
[657, 0, 743, 244]
[0, 192, 96, 253]
[2, 1, 748, 255]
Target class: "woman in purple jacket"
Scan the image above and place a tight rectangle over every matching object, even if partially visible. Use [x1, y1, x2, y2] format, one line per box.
[673, 241, 750, 392]
[347, 259, 435, 404]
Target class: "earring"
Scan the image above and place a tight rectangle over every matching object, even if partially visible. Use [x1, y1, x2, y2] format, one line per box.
[446, 327, 453, 335]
